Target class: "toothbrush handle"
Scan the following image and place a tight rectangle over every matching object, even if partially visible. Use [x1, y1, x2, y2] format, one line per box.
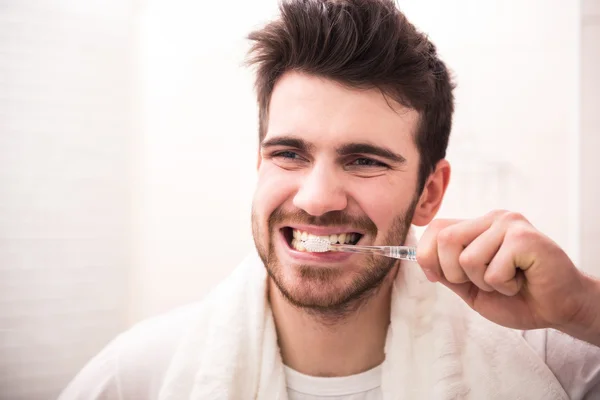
[331, 244, 417, 261]
[385, 246, 417, 261]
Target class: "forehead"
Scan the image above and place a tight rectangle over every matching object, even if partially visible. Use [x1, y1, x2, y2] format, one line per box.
[266, 71, 420, 149]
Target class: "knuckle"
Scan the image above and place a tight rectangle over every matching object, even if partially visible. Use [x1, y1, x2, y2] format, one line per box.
[429, 218, 462, 233]
[508, 224, 536, 242]
[500, 211, 527, 224]
[429, 218, 448, 232]
[458, 251, 478, 269]
[437, 227, 456, 246]
[487, 209, 509, 219]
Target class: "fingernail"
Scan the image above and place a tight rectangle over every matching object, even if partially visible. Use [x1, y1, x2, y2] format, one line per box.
[423, 269, 438, 282]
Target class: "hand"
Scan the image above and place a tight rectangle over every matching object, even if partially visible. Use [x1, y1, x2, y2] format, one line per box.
[416, 210, 599, 339]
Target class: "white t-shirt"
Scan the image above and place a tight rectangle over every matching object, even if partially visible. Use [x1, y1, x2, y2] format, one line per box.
[285, 365, 382, 400]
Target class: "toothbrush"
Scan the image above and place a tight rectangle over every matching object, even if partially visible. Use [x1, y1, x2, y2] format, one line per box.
[301, 237, 417, 261]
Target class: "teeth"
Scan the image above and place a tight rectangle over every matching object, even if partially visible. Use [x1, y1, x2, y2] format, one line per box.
[290, 229, 359, 252]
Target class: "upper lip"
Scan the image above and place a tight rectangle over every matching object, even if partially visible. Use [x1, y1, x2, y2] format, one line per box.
[283, 224, 365, 236]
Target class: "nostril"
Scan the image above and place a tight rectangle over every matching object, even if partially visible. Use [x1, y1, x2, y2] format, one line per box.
[292, 183, 348, 216]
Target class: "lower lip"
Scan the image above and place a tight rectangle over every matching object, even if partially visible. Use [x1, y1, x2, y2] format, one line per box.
[277, 230, 356, 263]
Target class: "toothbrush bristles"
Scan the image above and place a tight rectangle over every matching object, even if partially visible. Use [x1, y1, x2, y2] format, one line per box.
[302, 237, 331, 252]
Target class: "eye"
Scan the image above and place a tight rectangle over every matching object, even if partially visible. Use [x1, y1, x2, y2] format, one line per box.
[267, 150, 309, 170]
[349, 157, 388, 168]
[275, 151, 302, 160]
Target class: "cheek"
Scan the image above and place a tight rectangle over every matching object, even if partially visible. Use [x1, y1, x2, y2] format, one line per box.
[253, 163, 298, 221]
[349, 176, 417, 234]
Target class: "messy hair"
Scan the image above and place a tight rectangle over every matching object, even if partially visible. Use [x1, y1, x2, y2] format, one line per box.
[246, 0, 455, 192]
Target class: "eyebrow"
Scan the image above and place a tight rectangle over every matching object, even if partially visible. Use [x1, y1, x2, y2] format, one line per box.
[261, 135, 407, 164]
[261, 136, 315, 153]
[337, 142, 407, 164]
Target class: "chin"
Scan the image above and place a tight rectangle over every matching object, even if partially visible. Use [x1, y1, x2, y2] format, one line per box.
[270, 260, 387, 312]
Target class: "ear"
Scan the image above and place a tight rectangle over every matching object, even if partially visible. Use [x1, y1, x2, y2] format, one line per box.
[256, 151, 262, 170]
[411, 159, 451, 226]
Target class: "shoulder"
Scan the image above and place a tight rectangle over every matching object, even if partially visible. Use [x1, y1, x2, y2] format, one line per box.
[442, 287, 600, 399]
[59, 254, 264, 400]
[59, 301, 214, 400]
[520, 328, 600, 400]
[116, 301, 209, 379]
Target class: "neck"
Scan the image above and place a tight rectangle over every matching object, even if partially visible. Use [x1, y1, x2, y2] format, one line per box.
[269, 266, 398, 377]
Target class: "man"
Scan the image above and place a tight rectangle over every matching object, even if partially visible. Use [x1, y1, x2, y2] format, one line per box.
[60, 0, 600, 398]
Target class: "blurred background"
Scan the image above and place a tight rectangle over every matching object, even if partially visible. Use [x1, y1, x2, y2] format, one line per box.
[1, 0, 599, 398]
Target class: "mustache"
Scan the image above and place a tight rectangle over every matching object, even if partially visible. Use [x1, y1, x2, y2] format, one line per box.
[268, 207, 378, 235]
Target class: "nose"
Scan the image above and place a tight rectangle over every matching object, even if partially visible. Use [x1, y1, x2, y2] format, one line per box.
[293, 163, 348, 216]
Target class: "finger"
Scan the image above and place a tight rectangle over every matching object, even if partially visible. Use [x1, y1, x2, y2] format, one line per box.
[437, 225, 469, 284]
[483, 243, 525, 296]
[435, 214, 499, 284]
[416, 211, 508, 283]
[416, 219, 460, 282]
[459, 222, 506, 292]
[481, 216, 536, 296]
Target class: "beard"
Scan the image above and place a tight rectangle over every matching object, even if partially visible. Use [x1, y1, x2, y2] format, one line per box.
[252, 199, 418, 320]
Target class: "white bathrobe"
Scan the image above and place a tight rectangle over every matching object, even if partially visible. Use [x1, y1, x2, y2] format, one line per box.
[152, 232, 570, 400]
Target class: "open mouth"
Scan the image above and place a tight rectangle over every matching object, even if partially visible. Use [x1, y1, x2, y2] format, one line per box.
[282, 227, 363, 252]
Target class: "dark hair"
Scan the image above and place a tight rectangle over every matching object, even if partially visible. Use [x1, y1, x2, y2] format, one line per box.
[246, 0, 455, 192]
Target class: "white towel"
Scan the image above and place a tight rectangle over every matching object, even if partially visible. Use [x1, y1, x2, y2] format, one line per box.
[157, 230, 569, 399]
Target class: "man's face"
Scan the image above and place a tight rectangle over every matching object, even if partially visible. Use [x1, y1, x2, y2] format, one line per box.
[252, 72, 422, 313]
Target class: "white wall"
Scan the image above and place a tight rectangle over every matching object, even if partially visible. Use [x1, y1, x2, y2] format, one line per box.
[0, 1, 135, 398]
[129, 0, 280, 323]
[130, 0, 584, 324]
[581, 0, 600, 275]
